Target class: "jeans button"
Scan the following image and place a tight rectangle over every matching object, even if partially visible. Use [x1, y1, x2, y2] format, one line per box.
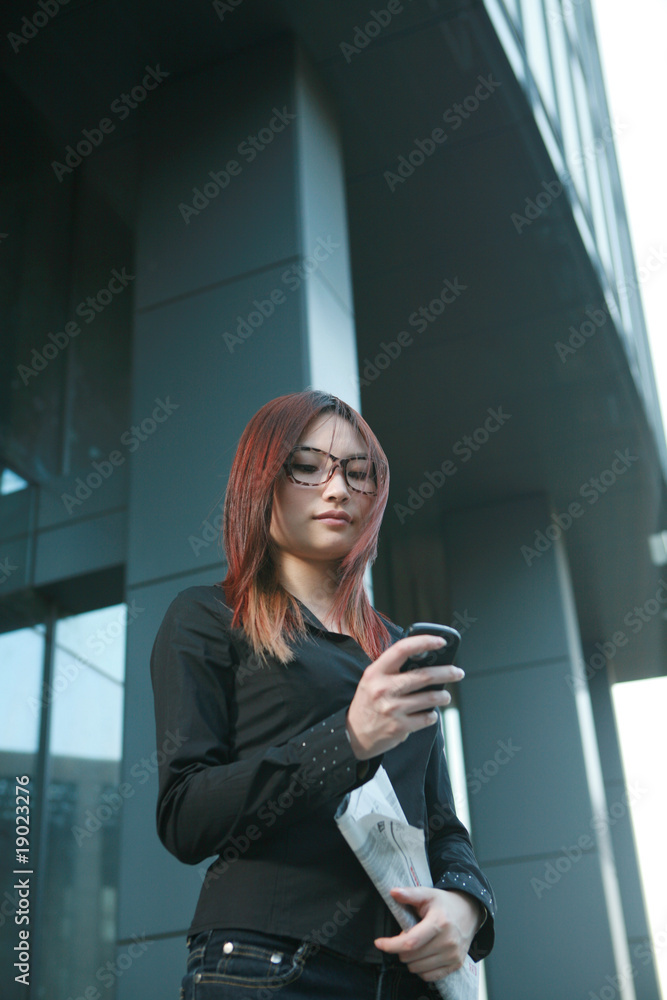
[223, 941, 234, 954]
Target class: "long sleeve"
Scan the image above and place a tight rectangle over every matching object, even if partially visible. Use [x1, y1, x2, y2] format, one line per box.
[424, 716, 496, 960]
[150, 588, 383, 865]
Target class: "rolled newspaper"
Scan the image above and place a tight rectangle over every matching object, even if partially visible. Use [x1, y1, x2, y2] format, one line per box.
[334, 765, 479, 1000]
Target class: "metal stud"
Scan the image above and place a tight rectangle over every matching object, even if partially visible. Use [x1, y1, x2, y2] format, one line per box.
[223, 941, 234, 954]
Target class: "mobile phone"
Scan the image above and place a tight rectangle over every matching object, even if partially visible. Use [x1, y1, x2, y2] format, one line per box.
[399, 623, 461, 692]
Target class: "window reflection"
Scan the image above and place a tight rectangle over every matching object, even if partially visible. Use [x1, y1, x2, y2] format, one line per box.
[0, 625, 45, 1000]
[0, 626, 45, 754]
[34, 604, 127, 1000]
[0, 468, 30, 494]
[49, 606, 125, 760]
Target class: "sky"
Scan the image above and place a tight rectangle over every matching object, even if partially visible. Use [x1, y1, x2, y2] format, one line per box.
[588, 1, 667, 995]
[590, 0, 667, 419]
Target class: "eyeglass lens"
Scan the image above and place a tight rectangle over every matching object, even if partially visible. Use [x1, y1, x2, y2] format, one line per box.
[289, 448, 376, 493]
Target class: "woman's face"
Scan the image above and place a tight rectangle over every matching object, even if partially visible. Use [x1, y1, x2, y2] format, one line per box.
[269, 413, 376, 564]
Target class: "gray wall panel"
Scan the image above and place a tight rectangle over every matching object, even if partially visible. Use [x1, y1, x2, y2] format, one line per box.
[445, 495, 573, 672]
[0, 486, 33, 542]
[445, 493, 636, 999]
[483, 856, 617, 1000]
[34, 509, 126, 584]
[460, 660, 594, 861]
[0, 535, 29, 594]
[135, 39, 300, 310]
[38, 463, 128, 529]
[127, 269, 305, 587]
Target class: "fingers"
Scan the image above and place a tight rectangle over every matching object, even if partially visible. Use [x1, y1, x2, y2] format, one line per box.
[374, 902, 437, 954]
[393, 664, 465, 695]
[383, 667, 463, 719]
[374, 928, 424, 953]
[375, 888, 465, 979]
[377, 634, 450, 674]
[348, 638, 466, 757]
[400, 692, 450, 721]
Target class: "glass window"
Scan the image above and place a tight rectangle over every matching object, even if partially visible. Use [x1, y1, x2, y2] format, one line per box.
[569, 55, 594, 201]
[542, 0, 564, 34]
[500, 0, 521, 30]
[546, 8, 587, 205]
[0, 469, 29, 495]
[596, 149, 633, 334]
[0, 625, 45, 1000]
[484, 0, 527, 86]
[0, 77, 133, 488]
[0, 627, 45, 757]
[520, 0, 557, 122]
[31, 605, 127, 1000]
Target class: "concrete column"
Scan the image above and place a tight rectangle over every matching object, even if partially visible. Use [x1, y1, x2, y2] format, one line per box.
[444, 493, 637, 1000]
[115, 36, 359, 998]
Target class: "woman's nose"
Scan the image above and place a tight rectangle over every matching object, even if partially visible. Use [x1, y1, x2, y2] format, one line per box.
[324, 466, 350, 496]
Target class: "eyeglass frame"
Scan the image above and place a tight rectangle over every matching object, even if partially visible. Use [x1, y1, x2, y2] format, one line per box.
[282, 446, 378, 495]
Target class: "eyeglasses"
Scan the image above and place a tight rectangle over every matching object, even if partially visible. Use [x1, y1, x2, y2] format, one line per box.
[283, 446, 378, 495]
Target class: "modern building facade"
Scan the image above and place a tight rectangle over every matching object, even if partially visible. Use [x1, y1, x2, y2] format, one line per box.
[1, 1, 665, 998]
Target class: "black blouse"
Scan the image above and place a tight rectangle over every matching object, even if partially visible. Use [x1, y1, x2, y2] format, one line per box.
[150, 584, 496, 964]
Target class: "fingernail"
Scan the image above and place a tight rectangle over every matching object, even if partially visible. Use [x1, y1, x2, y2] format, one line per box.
[455, 667, 465, 677]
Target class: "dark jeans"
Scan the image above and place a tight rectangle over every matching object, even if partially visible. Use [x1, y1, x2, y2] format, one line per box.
[181, 928, 443, 1000]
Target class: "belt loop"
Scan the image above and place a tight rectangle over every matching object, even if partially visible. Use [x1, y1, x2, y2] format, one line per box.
[296, 938, 315, 963]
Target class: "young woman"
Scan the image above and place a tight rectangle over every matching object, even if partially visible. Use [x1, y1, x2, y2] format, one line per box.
[150, 389, 495, 999]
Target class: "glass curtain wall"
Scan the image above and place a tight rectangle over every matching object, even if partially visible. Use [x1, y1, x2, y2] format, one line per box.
[0, 604, 127, 1000]
[0, 75, 134, 490]
[483, 0, 666, 470]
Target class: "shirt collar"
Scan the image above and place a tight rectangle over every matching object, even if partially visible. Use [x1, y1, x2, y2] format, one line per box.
[294, 597, 351, 641]
[295, 599, 321, 629]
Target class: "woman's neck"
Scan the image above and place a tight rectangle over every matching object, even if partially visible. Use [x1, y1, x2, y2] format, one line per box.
[272, 551, 347, 632]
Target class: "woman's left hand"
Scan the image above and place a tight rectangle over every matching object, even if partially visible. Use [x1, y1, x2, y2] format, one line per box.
[374, 886, 483, 981]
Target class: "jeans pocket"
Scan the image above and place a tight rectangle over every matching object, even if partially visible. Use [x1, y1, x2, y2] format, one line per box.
[184, 928, 313, 994]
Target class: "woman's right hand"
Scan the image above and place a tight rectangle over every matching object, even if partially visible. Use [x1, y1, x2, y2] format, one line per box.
[345, 635, 464, 760]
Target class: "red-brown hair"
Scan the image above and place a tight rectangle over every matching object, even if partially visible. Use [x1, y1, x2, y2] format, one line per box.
[219, 389, 395, 664]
